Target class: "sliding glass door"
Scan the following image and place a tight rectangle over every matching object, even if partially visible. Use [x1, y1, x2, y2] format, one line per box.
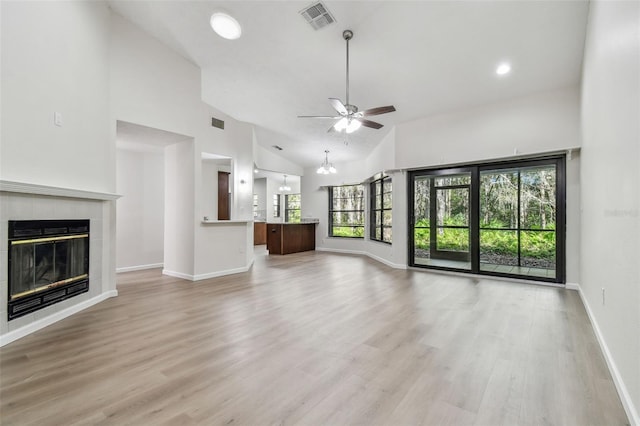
[409, 157, 565, 283]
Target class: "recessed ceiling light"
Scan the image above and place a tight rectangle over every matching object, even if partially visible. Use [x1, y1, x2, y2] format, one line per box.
[496, 62, 511, 75]
[210, 12, 242, 40]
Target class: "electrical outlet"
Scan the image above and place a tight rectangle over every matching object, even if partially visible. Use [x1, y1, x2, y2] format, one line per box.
[54, 112, 62, 127]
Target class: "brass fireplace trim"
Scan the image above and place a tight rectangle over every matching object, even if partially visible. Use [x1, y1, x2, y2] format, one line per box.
[10, 233, 89, 245]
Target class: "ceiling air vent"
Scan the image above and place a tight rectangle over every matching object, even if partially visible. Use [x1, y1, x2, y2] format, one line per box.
[211, 117, 224, 130]
[299, 2, 336, 30]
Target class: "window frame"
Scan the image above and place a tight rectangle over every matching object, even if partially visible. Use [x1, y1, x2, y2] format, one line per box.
[273, 194, 280, 218]
[285, 193, 301, 223]
[370, 174, 392, 244]
[408, 155, 566, 283]
[328, 184, 365, 238]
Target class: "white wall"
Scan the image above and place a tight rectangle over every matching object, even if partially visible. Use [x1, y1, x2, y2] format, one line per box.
[164, 141, 195, 277]
[1, 1, 112, 192]
[0, 1, 117, 343]
[116, 148, 164, 271]
[395, 87, 580, 169]
[302, 159, 369, 254]
[580, 1, 640, 423]
[302, 88, 582, 274]
[253, 141, 304, 177]
[110, 12, 255, 280]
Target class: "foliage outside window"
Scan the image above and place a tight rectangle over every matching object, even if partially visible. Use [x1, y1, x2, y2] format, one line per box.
[370, 174, 392, 243]
[329, 184, 365, 238]
[285, 194, 301, 223]
[273, 194, 280, 218]
[479, 165, 557, 269]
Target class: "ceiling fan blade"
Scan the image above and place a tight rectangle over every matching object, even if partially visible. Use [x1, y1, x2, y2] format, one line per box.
[362, 105, 396, 116]
[356, 118, 384, 129]
[298, 115, 343, 119]
[329, 98, 348, 115]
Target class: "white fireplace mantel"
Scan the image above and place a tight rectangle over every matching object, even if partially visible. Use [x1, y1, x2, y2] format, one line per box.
[0, 180, 121, 201]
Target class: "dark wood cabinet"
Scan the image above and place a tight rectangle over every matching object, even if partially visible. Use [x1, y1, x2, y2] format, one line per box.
[218, 171, 230, 220]
[254, 222, 267, 245]
[266, 223, 316, 255]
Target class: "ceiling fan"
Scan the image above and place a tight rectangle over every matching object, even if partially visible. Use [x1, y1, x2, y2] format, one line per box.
[298, 30, 396, 134]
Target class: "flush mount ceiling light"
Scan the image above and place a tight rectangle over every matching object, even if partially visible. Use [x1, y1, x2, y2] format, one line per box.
[317, 150, 337, 174]
[279, 175, 291, 192]
[496, 62, 511, 75]
[210, 12, 242, 40]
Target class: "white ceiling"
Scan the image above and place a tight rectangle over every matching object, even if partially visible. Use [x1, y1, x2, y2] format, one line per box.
[116, 120, 192, 152]
[107, 1, 589, 168]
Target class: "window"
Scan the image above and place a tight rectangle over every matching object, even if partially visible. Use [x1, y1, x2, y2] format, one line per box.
[285, 194, 301, 223]
[409, 156, 565, 283]
[253, 194, 259, 218]
[329, 184, 365, 238]
[370, 174, 392, 243]
[273, 194, 280, 218]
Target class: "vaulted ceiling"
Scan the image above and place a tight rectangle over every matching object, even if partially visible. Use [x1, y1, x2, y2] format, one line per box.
[107, 1, 589, 168]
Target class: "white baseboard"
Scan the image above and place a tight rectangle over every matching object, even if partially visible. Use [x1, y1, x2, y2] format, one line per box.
[316, 247, 365, 256]
[316, 247, 406, 270]
[117, 263, 163, 273]
[365, 252, 407, 270]
[576, 284, 639, 426]
[0, 290, 118, 347]
[162, 269, 194, 280]
[565, 282, 580, 291]
[163, 260, 254, 281]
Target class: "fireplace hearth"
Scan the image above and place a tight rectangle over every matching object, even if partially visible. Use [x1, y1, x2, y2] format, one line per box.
[8, 219, 90, 320]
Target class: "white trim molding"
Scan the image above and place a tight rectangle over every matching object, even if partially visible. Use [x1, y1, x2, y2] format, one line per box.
[316, 247, 407, 270]
[316, 247, 365, 256]
[576, 284, 639, 426]
[565, 282, 580, 291]
[117, 263, 164, 273]
[0, 290, 118, 347]
[163, 260, 254, 281]
[0, 179, 121, 200]
[365, 252, 407, 270]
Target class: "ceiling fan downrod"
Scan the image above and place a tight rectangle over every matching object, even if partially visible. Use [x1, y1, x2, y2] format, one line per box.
[344, 30, 353, 111]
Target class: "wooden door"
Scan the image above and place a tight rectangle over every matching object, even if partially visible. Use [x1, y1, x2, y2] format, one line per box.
[218, 171, 230, 220]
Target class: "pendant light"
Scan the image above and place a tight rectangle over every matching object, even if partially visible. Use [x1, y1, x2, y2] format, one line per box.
[317, 150, 337, 174]
[279, 175, 291, 192]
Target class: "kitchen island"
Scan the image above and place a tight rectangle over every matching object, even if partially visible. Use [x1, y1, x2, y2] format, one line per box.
[266, 222, 317, 255]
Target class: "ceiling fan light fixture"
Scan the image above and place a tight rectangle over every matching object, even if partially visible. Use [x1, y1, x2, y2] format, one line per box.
[333, 117, 348, 132]
[345, 119, 361, 133]
[210, 12, 242, 40]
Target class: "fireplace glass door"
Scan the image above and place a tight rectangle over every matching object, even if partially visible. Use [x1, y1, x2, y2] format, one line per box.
[8, 220, 90, 319]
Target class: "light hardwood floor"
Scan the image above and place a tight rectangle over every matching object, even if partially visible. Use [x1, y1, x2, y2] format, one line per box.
[0, 251, 629, 425]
